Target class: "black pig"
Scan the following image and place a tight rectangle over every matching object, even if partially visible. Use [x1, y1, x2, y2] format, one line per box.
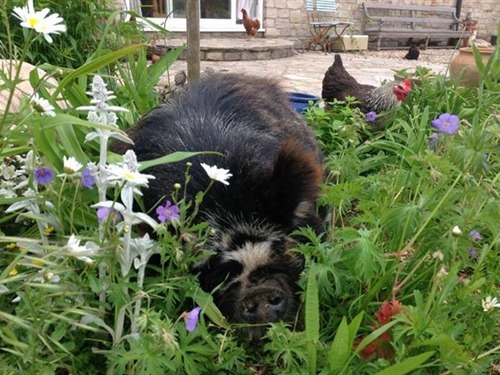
[114, 73, 324, 340]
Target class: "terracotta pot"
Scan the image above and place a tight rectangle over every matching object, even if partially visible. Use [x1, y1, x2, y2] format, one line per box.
[449, 47, 495, 86]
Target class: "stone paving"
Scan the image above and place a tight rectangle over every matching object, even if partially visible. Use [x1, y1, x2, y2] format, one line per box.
[163, 48, 457, 98]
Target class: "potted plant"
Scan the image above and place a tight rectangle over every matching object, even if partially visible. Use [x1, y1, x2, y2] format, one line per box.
[449, 45, 496, 86]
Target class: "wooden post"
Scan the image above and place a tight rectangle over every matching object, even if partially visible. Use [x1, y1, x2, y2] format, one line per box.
[187, 0, 200, 82]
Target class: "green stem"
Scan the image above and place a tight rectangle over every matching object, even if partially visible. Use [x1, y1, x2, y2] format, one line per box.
[115, 209, 133, 343]
[114, 301, 127, 345]
[0, 31, 35, 137]
[393, 173, 462, 295]
[400, 173, 462, 254]
[186, 180, 214, 228]
[132, 261, 146, 334]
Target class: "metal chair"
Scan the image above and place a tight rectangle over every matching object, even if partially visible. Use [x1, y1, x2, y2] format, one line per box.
[306, 0, 351, 52]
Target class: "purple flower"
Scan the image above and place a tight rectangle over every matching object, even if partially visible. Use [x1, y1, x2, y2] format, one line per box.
[96, 207, 121, 225]
[468, 247, 477, 259]
[156, 200, 180, 223]
[428, 132, 438, 151]
[34, 167, 54, 185]
[365, 111, 377, 123]
[431, 113, 459, 135]
[469, 230, 482, 241]
[81, 168, 95, 189]
[182, 307, 201, 332]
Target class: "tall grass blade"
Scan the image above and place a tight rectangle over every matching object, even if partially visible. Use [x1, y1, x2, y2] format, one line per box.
[328, 317, 350, 373]
[373, 351, 435, 375]
[305, 266, 319, 374]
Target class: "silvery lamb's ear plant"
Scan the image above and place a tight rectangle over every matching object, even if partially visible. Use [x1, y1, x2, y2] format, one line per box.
[1, 2, 203, 372]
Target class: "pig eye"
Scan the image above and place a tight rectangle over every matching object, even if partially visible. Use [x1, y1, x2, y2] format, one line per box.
[268, 296, 284, 306]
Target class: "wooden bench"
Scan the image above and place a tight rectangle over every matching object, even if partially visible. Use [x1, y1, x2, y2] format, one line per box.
[362, 3, 470, 50]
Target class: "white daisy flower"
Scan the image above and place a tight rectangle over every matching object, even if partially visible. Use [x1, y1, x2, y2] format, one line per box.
[200, 163, 232, 185]
[482, 296, 500, 312]
[105, 164, 155, 188]
[30, 93, 56, 116]
[12, 0, 66, 44]
[62, 156, 83, 174]
[33, 12, 66, 44]
[12, 0, 42, 28]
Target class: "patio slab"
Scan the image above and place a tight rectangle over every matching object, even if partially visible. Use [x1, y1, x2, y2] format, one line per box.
[162, 48, 457, 98]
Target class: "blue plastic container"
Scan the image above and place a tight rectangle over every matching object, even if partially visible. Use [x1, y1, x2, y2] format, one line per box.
[288, 92, 320, 114]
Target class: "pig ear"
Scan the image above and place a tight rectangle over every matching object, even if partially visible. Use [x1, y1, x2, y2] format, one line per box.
[262, 139, 323, 228]
[191, 255, 243, 293]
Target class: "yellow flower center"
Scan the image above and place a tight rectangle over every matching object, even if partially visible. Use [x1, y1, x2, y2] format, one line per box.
[28, 16, 40, 28]
[123, 171, 135, 181]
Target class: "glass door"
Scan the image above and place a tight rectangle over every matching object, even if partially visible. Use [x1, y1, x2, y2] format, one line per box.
[172, 0, 232, 19]
[137, 0, 261, 32]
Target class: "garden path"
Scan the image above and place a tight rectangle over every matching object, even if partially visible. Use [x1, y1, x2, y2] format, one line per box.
[163, 49, 457, 98]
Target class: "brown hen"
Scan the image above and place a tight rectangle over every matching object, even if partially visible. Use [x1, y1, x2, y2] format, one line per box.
[322, 54, 412, 129]
[241, 8, 260, 39]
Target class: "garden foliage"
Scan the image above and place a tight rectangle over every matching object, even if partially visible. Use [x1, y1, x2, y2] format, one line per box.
[0, 2, 499, 374]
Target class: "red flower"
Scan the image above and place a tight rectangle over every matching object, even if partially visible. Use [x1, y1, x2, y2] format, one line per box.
[375, 299, 403, 325]
[359, 331, 393, 361]
[357, 299, 404, 361]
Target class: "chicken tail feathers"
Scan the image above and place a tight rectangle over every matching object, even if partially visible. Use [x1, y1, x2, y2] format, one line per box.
[329, 54, 353, 79]
[333, 54, 344, 70]
[322, 53, 367, 107]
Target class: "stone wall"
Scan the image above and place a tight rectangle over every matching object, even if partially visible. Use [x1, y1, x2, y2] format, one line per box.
[113, 1, 498, 48]
[462, 0, 499, 37]
[263, 0, 499, 48]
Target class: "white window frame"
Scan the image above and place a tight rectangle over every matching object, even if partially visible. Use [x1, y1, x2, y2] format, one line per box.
[125, 0, 264, 33]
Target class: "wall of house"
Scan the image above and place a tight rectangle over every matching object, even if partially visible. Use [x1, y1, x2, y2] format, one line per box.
[461, 0, 499, 38]
[114, 1, 498, 47]
[263, 0, 499, 48]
